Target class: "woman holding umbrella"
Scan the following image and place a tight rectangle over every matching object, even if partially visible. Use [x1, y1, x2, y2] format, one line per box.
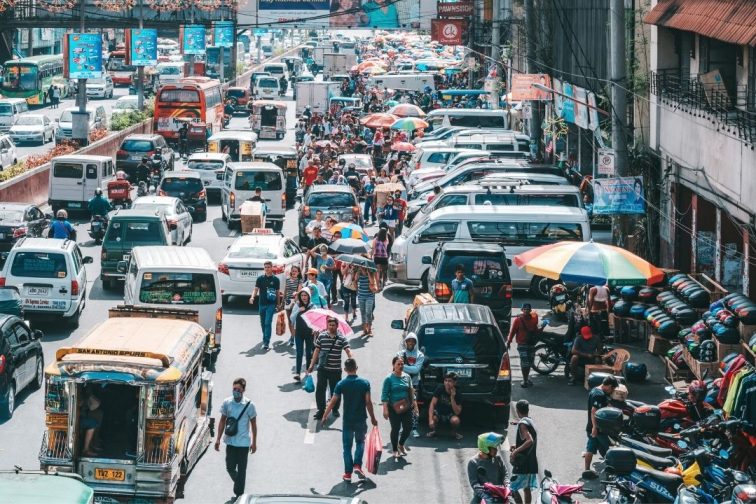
[355, 266, 376, 336]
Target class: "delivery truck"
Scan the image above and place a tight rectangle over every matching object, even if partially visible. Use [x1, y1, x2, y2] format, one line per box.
[295, 81, 341, 116]
[311, 46, 330, 73]
[323, 53, 357, 80]
[368, 73, 437, 92]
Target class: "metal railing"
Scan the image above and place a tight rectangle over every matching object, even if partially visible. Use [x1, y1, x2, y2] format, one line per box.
[650, 69, 756, 144]
[141, 437, 175, 466]
[39, 431, 72, 463]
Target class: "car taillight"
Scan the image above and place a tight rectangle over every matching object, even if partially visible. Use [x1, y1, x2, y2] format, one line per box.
[101, 249, 107, 261]
[500, 284, 512, 299]
[271, 264, 285, 274]
[0, 355, 5, 374]
[230, 192, 236, 209]
[281, 193, 286, 204]
[303, 205, 310, 217]
[0, 277, 5, 287]
[71, 279, 79, 297]
[435, 282, 451, 300]
[196, 188, 206, 199]
[218, 263, 229, 275]
[116, 149, 127, 159]
[497, 352, 511, 380]
[12, 227, 27, 239]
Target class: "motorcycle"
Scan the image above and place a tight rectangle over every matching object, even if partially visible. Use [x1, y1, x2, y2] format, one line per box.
[531, 325, 572, 376]
[88, 215, 108, 245]
[540, 470, 586, 503]
[150, 168, 162, 194]
[549, 283, 573, 320]
[475, 466, 512, 504]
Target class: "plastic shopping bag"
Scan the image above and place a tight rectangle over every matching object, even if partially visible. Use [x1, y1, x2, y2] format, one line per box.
[303, 374, 315, 393]
[275, 310, 286, 336]
[365, 426, 383, 474]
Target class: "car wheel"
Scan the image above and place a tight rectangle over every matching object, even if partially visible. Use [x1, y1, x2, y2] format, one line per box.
[66, 306, 81, 329]
[30, 357, 44, 391]
[0, 382, 15, 420]
[185, 225, 192, 244]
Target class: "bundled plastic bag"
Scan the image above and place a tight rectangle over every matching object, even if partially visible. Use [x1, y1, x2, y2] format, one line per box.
[365, 426, 383, 474]
[275, 310, 287, 336]
[303, 374, 315, 393]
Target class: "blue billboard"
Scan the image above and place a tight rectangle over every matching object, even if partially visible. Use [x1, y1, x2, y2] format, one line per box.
[182, 25, 207, 56]
[129, 29, 158, 66]
[67, 33, 102, 79]
[592, 177, 646, 215]
[214, 21, 235, 48]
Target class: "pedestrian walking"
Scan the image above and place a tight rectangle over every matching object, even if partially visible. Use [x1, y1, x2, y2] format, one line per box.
[583, 375, 618, 479]
[249, 261, 281, 351]
[397, 332, 425, 438]
[355, 267, 375, 336]
[314, 245, 336, 307]
[509, 400, 538, 504]
[283, 266, 303, 346]
[449, 265, 474, 303]
[381, 356, 417, 459]
[322, 358, 378, 483]
[340, 263, 358, 323]
[52, 85, 61, 109]
[307, 316, 353, 420]
[468, 432, 509, 504]
[215, 378, 258, 500]
[371, 227, 390, 290]
[293, 290, 315, 382]
[506, 303, 540, 388]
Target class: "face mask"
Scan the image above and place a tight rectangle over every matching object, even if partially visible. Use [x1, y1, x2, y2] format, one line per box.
[232, 390, 242, 402]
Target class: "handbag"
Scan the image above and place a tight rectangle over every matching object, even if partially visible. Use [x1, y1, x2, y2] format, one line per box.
[391, 398, 410, 414]
[303, 374, 315, 393]
[266, 287, 278, 303]
[224, 401, 250, 437]
[275, 310, 287, 336]
[365, 426, 383, 474]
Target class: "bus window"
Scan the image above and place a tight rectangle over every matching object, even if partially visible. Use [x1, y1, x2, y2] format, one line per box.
[159, 89, 200, 103]
[2, 64, 37, 91]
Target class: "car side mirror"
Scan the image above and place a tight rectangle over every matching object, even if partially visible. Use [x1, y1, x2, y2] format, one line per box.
[391, 320, 404, 330]
[82, 256, 94, 264]
[116, 261, 128, 274]
[412, 234, 420, 244]
[33, 329, 44, 340]
[55, 118, 59, 122]
[421, 255, 431, 265]
[44, 212, 53, 220]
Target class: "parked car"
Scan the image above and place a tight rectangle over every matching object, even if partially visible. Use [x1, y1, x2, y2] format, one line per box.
[158, 171, 207, 222]
[116, 133, 175, 174]
[85, 75, 114, 99]
[0, 203, 51, 252]
[391, 303, 511, 426]
[0, 314, 43, 419]
[9, 114, 55, 145]
[131, 195, 193, 245]
[298, 184, 361, 245]
[0, 134, 18, 171]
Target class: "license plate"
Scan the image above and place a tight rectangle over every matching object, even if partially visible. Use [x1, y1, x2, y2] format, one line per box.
[26, 286, 50, 296]
[68, 202, 81, 208]
[447, 367, 472, 378]
[479, 286, 492, 296]
[238, 270, 259, 278]
[131, 154, 142, 160]
[123, 254, 130, 261]
[94, 468, 126, 481]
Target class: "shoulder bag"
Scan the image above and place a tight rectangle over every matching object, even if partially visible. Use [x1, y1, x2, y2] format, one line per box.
[316, 335, 340, 371]
[224, 401, 250, 437]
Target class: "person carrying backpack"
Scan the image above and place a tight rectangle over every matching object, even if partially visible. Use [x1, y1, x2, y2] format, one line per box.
[48, 210, 76, 240]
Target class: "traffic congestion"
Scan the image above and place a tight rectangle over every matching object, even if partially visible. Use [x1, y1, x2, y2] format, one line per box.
[0, 28, 754, 504]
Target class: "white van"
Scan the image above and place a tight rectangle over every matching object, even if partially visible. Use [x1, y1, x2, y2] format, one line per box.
[156, 62, 185, 85]
[122, 246, 223, 346]
[221, 162, 285, 232]
[449, 132, 531, 156]
[255, 76, 280, 99]
[0, 98, 30, 132]
[55, 105, 108, 145]
[367, 73, 436, 92]
[48, 155, 115, 212]
[426, 109, 510, 130]
[389, 205, 591, 290]
[263, 63, 287, 78]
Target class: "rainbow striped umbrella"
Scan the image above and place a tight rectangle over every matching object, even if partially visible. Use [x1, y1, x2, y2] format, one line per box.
[513, 241, 665, 286]
[390, 117, 429, 131]
[330, 222, 369, 242]
[388, 104, 426, 118]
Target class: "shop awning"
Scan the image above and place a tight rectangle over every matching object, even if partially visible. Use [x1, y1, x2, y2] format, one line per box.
[643, 0, 756, 47]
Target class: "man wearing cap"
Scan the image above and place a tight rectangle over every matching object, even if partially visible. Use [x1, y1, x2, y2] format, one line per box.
[568, 326, 602, 386]
[506, 304, 540, 388]
[584, 375, 618, 479]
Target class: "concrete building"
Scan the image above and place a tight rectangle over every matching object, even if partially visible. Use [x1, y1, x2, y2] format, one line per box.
[14, 28, 66, 57]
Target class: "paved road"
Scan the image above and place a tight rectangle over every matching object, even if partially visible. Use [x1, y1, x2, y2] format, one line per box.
[0, 93, 670, 503]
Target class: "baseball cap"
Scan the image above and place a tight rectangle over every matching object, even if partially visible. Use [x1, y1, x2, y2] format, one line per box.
[580, 326, 593, 340]
[307, 268, 318, 276]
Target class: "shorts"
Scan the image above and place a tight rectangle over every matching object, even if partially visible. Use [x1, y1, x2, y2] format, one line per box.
[432, 411, 456, 424]
[510, 473, 538, 491]
[374, 257, 388, 266]
[518, 344, 534, 369]
[585, 433, 610, 456]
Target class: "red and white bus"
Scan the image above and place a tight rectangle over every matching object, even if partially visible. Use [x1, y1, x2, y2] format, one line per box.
[153, 77, 224, 141]
[107, 49, 136, 86]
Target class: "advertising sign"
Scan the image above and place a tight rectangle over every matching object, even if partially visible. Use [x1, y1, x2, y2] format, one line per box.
[597, 148, 616, 175]
[431, 18, 466, 45]
[214, 21, 235, 48]
[126, 29, 158, 66]
[587, 91, 599, 131]
[592, 176, 646, 215]
[560, 81, 575, 123]
[181, 25, 207, 56]
[573, 85, 589, 129]
[438, 1, 474, 16]
[66, 33, 102, 80]
[510, 74, 552, 101]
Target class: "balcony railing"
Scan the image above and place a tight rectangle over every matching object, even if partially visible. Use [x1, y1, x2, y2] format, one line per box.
[650, 69, 756, 145]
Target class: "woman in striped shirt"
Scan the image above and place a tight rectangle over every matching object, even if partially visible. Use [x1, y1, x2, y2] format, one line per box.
[283, 266, 303, 346]
[356, 266, 376, 336]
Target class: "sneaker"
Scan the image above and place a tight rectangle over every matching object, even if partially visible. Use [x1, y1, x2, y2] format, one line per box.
[263, 345, 270, 351]
[288, 338, 295, 346]
[353, 465, 366, 480]
[342, 472, 352, 482]
[314, 411, 323, 420]
[411, 429, 420, 438]
[582, 470, 599, 480]
[294, 374, 301, 382]
[520, 381, 529, 388]
[567, 378, 577, 386]
[332, 409, 340, 418]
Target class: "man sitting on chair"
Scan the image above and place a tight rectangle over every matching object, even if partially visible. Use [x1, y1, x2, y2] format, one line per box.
[568, 326, 602, 385]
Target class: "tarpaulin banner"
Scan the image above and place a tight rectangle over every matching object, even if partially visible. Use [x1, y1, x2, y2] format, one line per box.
[213, 21, 235, 48]
[431, 18, 466, 45]
[181, 25, 207, 56]
[510, 74, 552, 101]
[126, 29, 158, 66]
[560, 81, 575, 123]
[573, 85, 589, 129]
[592, 176, 646, 215]
[66, 33, 102, 79]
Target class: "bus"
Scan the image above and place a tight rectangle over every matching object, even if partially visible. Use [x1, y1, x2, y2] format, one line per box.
[153, 76, 223, 141]
[1, 54, 68, 105]
[106, 49, 136, 86]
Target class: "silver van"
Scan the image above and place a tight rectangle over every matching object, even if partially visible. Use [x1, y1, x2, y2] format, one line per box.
[221, 162, 285, 231]
[0, 98, 29, 132]
[426, 109, 510, 130]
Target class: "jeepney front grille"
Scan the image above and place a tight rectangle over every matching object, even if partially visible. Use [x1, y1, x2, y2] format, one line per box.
[141, 437, 175, 465]
[39, 431, 72, 462]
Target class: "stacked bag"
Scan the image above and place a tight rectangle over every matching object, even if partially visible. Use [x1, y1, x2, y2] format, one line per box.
[667, 273, 711, 309]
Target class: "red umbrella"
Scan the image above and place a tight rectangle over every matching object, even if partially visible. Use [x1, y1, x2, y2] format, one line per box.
[391, 141, 416, 152]
[359, 113, 399, 129]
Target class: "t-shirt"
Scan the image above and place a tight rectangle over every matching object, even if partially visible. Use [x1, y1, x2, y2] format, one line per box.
[334, 374, 371, 427]
[303, 166, 319, 186]
[587, 386, 609, 433]
[573, 336, 600, 356]
[255, 274, 280, 305]
[433, 384, 462, 416]
[381, 372, 412, 405]
[357, 274, 374, 300]
[451, 277, 474, 303]
[509, 313, 539, 346]
[315, 256, 335, 283]
[315, 331, 350, 371]
[220, 396, 257, 447]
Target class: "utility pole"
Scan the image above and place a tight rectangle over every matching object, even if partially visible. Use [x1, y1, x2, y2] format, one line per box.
[610, 0, 629, 244]
[489, 0, 501, 109]
[524, 0, 540, 154]
[137, 0, 145, 111]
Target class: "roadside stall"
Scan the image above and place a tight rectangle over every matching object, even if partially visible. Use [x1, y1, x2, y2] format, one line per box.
[207, 130, 258, 162]
[249, 100, 287, 140]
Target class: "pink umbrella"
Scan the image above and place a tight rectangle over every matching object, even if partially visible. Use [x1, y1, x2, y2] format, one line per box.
[388, 103, 426, 118]
[391, 141, 416, 152]
[300, 308, 354, 337]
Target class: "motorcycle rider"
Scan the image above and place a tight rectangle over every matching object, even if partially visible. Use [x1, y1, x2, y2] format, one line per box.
[687, 380, 714, 421]
[135, 157, 151, 185]
[279, 74, 287, 96]
[48, 209, 76, 240]
[467, 432, 509, 504]
[178, 122, 189, 157]
[302, 105, 312, 124]
[88, 187, 111, 217]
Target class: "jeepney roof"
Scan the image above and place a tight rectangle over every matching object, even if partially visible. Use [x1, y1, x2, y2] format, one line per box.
[0, 472, 94, 504]
[208, 130, 258, 142]
[251, 99, 287, 108]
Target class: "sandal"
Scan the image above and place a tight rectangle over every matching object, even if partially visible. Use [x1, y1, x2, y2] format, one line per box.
[398, 445, 408, 456]
[294, 374, 301, 382]
[426, 431, 436, 438]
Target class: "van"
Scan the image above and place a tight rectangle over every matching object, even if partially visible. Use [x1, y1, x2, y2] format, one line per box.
[54, 105, 107, 145]
[155, 62, 185, 85]
[426, 109, 510, 130]
[48, 155, 115, 212]
[449, 132, 531, 158]
[221, 162, 285, 232]
[255, 76, 280, 100]
[367, 73, 436, 92]
[263, 63, 287, 78]
[122, 246, 222, 341]
[389, 205, 591, 290]
[0, 99, 29, 132]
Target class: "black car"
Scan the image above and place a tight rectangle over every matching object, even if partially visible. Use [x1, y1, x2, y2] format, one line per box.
[0, 203, 51, 252]
[115, 133, 175, 176]
[425, 242, 512, 331]
[0, 314, 44, 419]
[391, 303, 511, 426]
[158, 171, 207, 222]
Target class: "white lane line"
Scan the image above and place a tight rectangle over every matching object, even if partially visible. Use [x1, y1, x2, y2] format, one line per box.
[229, 230, 238, 237]
[304, 400, 318, 444]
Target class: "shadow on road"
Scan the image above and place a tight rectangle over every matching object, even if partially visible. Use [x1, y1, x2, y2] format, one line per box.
[381, 285, 418, 304]
[212, 217, 237, 238]
[283, 408, 311, 429]
[322, 478, 376, 498]
[87, 280, 124, 302]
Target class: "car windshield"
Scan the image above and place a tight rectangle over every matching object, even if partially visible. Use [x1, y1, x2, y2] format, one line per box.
[258, 78, 278, 88]
[11, 251, 67, 279]
[161, 177, 203, 192]
[419, 324, 501, 358]
[306, 192, 355, 207]
[88, 78, 107, 85]
[466, 221, 584, 246]
[14, 116, 42, 126]
[226, 89, 246, 98]
[234, 171, 282, 191]
[228, 242, 278, 259]
[106, 220, 163, 243]
[187, 160, 224, 171]
[473, 193, 580, 207]
[2, 64, 37, 91]
[440, 253, 508, 281]
[342, 157, 371, 169]
[158, 66, 181, 75]
[0, 210, 24, 222]
[131, 203, 173, 216]
[121, 139, 155, 152]
[139, 272, 217, 305]
[0, 104, 11, 116]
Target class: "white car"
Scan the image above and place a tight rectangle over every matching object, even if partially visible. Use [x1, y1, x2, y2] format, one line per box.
[111, 95, 140, 119]
[0, 238, 93, 327]
[86, 75, 114, 99]
[131, 195, 193, 245]
[0, 134, 18, 170]
[186, 152, 232, 197]
[9, 114, 55, 145]
[218, 230, 305, 301]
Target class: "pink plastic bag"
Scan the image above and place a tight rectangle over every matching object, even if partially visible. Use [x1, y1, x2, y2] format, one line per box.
[365, 426, 383, 474]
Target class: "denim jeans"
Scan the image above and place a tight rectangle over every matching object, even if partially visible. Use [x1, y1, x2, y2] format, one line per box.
[342, 422, 368, 473]
[259, 303, 276, 346]
[341, 286, 357, 313]
[320, 277, 332, 303]
[363, 196, 375, 222]
[358, 296, 375, 325]
[295, 334, 314, 375]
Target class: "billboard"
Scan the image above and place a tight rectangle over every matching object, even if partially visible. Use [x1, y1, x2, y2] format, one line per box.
[592, 177, 646, 215]
[510, 74, 552, 101]
[181, 25, 207, 56]
[126, 29, 158, 66]
[66, 33, 103, 80]
[214, 21, 235, 48]
[431, 19, 466, 45]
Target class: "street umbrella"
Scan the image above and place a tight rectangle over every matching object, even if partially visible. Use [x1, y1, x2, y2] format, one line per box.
[357, 61, 384, 72]
[391, 141, 416, 152]
[513, 241, 666, 286]
[363, 66, 386, 76]
[330, 222, 369, 242]
[390, 117, 429, 131]
[300, 308, 354, 337]
[330, 238, 370, 255]
[388, 103, 426, 118]
[337, 254, 377, 272]
[315, 140, 337, 148]
[360, 113, 399, 129]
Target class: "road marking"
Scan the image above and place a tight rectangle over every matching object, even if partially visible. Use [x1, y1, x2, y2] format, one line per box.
[304, 400, 318, 444]
[229, 230, 238, 237]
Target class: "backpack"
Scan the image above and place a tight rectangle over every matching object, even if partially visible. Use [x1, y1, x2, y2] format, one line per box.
[373, 239, 388, 258]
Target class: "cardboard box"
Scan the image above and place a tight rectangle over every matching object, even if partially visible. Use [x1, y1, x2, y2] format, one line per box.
[740, 323, 756, 343]
[240, 201, 265, 233]
[682, 346, 719, 380]
[715, 337, 742, 361]
[375, 183, 404, 208]
[648, 333, 673, 356]
[665, 358, 692, 384]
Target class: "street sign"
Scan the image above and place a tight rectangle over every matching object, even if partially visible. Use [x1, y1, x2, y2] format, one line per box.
[522, 102, 532, 119]
[213, 21, 235, 48]
[431, 19, 466, 46]
[598, 148, 616, 175]
[65, 33, 102, 80]
[181, 25, 207, 56]
[437, 1, 474, 16]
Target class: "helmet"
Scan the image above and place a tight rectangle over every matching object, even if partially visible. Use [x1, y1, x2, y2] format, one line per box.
[348, 163, 356, 169]
[477, 432, 504, 454]
[56, 209, 68, 219]
[116, 170, 127, 180]
[142, 156, 149, 163]
[688, 380, 707, 401]
[94, 187, 103, 196]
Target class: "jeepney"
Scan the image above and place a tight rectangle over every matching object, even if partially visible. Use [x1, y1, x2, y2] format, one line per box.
[249, 100, 287, 140]
[252, 145, 298, 208]
[206, 130, 258, 162]
[39, 305, 215, 504]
